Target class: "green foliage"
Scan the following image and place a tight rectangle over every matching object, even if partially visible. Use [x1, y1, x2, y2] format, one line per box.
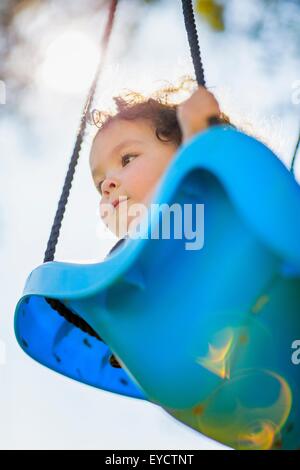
[196, 0, 225, 31]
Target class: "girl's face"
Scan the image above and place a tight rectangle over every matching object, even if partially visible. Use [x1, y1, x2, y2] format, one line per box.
[90, 118, 178, 238]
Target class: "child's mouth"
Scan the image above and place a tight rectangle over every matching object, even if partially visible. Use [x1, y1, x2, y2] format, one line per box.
[112, 197, 129, 209]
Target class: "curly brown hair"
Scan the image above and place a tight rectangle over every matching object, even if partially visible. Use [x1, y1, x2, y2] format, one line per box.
[89, 76, 232, 147]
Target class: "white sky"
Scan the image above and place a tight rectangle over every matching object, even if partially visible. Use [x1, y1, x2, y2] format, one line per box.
[0, 0, 299, 450]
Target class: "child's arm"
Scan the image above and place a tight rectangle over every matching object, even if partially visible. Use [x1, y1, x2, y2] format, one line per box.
[177, 85, 221, 144]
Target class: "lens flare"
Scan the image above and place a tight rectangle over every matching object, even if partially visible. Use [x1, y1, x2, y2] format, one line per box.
[196, 327, 235, 379]
[166, 369, 292, 450]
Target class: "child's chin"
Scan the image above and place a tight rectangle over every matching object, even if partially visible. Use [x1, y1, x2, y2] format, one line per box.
[103, 204, 149, 239]
[109, 216, 141, 240]
[110, 218, 130, 239]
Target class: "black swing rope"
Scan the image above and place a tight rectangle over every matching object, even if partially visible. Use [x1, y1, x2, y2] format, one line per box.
[44, 0, 118, 263]
[182, 0, 206, 88]
[44, 0, 119, 346]
[181, 0, 222, 126]
[43, 0, 212, 354]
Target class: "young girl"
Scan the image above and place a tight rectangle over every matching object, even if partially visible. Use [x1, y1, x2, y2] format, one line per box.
[89, 77, 231, 249]
[89, 78, 231, 366]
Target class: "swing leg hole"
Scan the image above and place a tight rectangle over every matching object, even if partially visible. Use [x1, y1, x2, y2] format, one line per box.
[109, 354, 122, 368]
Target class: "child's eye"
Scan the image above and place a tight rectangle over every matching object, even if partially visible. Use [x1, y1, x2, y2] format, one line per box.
[121, 153, 138, 167]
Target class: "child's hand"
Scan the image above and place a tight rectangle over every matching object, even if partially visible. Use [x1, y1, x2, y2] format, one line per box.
[177, 86, 221, 143]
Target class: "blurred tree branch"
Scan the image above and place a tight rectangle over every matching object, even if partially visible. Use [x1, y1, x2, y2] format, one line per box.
[0, 0, 299, 114]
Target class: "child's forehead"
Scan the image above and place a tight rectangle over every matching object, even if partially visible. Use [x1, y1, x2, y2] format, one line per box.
[91, 118, 154, 155]
[95, 117, 154, 141]
[89, 118, 154, 171]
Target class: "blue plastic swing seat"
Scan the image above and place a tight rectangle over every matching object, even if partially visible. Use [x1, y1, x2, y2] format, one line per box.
[15, 126, 300, 450]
